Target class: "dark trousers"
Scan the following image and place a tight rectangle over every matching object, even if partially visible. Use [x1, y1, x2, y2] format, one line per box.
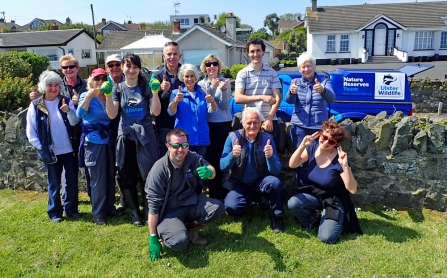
[84, 142, 116, 219]
[263, 120, 280, 150]
[224, 175, 284, 218]
[44, 152, 79, 218]
[206, 121, 232, 200]
[155, 128, 171, 158]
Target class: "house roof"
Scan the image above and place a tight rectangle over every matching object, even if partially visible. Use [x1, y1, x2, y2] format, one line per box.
[97, 21, 141, 32]
[177, 24, 245, 46]
[0, 29, 93, 48]
[97, 30, 182, 50]
[306, 1, 447, 32]
[18, 18, 63, 31]
[278, 20, 304, 30]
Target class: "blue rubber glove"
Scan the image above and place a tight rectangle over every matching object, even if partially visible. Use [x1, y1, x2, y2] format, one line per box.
[197, 163, 212, 180]
[149, 235, 163, 261]
[149, 73, 160, 94]
[100, 75, 113, 97]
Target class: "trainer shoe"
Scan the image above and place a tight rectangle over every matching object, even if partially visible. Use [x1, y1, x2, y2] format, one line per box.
[270, 213, 284, 233]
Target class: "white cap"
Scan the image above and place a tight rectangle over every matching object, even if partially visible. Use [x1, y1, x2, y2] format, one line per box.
[106, 54, 122, 64]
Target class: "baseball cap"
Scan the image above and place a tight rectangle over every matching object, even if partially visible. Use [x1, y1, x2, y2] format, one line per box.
[91, 68, 107, 77]
[106, 54, 122, 64]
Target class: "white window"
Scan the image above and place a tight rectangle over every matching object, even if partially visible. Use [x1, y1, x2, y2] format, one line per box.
[414, 31, 434, 50]
[34, 49, 58, 61]
[441, 32, 447, 49]
[326, 35, 335, 52]
[340, 35, 349, 52]
[81, 49, 91, 59]
[179, 18, 190, 26]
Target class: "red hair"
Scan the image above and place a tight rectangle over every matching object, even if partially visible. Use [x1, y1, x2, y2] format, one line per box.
[321, 121, 349, 143]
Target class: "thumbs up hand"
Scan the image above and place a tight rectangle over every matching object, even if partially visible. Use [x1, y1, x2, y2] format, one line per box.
[205, 88, 214, 103]
[60, 98, 70, 113]
[264, 139, 273, 158]
[219, 79, 229, 91]
[101, 76, 113, 97]
[174, 86, 184, 103]
[313, 78, 325, 94]
[232, 139, 242, 157]
[71, 89, 79, 105]
[149, 73, 161, 94]
[290, 79, 298, 95]
[160, 75, 171, 91]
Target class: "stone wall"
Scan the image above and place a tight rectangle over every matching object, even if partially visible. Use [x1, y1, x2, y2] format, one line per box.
[411, 80, 447, 113]
[1, 83, 447, 211]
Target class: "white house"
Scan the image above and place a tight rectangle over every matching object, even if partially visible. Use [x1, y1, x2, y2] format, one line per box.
[0, 29, 97, 68]
[305, 0, 447, 64]
[170, 14, 209, 28]
[121, 35, 171, 70]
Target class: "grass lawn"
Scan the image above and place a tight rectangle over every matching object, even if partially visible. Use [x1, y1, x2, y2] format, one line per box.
[1, 189, 447, 277]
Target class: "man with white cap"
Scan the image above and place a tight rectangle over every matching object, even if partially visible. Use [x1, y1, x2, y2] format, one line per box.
[105, 54, 125, 85]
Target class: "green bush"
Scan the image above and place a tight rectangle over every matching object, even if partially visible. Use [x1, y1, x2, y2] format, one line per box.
[230, 64, 247, 79]
[0, 74, 34, 112]
[14, 51, 50, 84]
[0, 52, 32, 79]
[221, 66, 232, 78]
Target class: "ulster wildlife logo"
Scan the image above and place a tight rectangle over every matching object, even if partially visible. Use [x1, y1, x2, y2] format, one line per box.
[383, 74, 397, 85]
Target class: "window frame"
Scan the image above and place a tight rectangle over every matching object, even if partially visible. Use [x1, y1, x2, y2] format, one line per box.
[414, 31, 434, 50]
[339, 34, 350, 52]
[326, 35, 336, 52]
[441, 31, 447, 49]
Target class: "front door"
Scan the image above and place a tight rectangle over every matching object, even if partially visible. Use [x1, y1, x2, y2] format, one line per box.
[374, 24, 387, 56]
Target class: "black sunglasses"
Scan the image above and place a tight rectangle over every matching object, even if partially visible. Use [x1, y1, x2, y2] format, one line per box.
[164, 41, 179, 47]
[320, 134, 337, 146]
[205, 61, 219, 67]
[93, 76, 108, 81]
[107, 63, 121, 69]
[61, 65, 76, 70]
[168, 142, 189, 149]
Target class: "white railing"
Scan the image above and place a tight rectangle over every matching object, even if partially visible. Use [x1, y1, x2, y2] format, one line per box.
[393, 47, 408, 62]
[362, 48, 369, 63]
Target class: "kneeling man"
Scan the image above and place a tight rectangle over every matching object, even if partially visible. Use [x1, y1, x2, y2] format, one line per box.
[146, 128, 225, 261]
[221, 107, 284, 233]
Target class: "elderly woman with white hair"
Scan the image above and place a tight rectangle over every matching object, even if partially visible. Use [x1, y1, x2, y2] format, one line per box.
[168, 63, 217, 159]
[285, 52, 336, 187]
[26, 70, 81, 223]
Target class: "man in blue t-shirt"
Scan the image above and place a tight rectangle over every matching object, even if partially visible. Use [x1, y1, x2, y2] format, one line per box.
[220, 107, 284, 233]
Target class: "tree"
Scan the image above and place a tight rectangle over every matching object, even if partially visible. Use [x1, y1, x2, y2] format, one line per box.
[37, 22, 102, 43]
[249, 32, 269, 40]
[278, 29, 292, 40]
[143, 21, 173, 30]
[214, 12, 241, 30]
[279, 13, 302, 21]
[264, 13, 280, 36]
[288, 27, 307, 53]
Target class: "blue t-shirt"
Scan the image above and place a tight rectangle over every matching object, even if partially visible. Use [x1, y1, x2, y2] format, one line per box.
[112, 83, 152, 127]
[306, 141, 345, 189]
[76, 92, 111, 144]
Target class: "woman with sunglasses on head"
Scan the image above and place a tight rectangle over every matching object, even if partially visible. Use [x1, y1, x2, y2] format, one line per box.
[103, 53, 161, 226]
[197, 55, 231, 200]
[76, 68, 121, 225]
[287, 120, 362, 243]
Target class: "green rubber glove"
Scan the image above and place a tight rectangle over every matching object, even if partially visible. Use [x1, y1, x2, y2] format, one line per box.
[149, 235, 163, 261]
[197, 163, 212, 180]
[149, 73, 160, 94]
[100, 75, 113, 97]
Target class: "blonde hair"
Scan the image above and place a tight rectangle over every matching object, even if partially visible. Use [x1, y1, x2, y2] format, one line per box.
[59, 54, 79, 67]
[199, 54, 224, 75]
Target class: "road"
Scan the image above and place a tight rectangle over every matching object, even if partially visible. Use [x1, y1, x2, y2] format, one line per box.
[281, 60, 447, 80]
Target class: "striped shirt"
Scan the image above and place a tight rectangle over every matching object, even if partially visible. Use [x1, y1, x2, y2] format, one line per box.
[235, 64, 282, 120]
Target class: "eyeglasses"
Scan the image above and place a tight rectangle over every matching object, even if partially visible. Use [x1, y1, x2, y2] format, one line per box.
[205, 61, 219, 67]
[93, 75, 108, 81]
[320, 134, 337, 146]
[164, 41, 179, 47]
[61, 65, 76, 70]
[107, 63, 121, 69]
[169, 142, 189, 149]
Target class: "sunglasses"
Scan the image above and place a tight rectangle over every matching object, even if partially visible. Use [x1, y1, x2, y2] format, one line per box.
[107, 63, 121, 69]
[93, 75, 108, 81]
[164, 41, 179, 47]
[61, 65, 76, 70]
[320, 134, 337, 146]
[169, 142, 189, 149]
[205, 61, 219, 67]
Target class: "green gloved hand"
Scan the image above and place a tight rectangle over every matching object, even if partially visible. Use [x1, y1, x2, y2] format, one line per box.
[149, 73, 160, 94]
[197, 163, 213, 180]
[100, 75, 113, 97]
[149, 235, 163, 261]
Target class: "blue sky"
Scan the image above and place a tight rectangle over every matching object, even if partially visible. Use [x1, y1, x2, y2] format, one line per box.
[2, 0, 444, 30]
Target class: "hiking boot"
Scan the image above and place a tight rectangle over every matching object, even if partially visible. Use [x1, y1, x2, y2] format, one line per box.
[93, 217, 107, 225]
[270, 213, 284, 233]
[186, 221, 208, 245]
[50, 216, 62, 223]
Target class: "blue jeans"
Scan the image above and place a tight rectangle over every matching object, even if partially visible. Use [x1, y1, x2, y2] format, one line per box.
[44, 152, 79, 219]
[224, 175, 284, 218]
[290, 125, 318, 186]
[288, 193, 345, 244]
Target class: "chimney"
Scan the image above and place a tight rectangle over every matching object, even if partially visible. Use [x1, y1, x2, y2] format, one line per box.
[66, 17, 71, 25]
[102, 18, 106, 25]
[128, 20, 132, 24]
[173, 20, 180, 34]
[11, 20, 15, 24]
[225, 13, 237, 42]
[311, 0, 317, 12]
[51, 22, 58, 30]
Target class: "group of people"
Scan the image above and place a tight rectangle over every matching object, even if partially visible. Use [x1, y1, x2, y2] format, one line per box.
[25, 38, 362, 262]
